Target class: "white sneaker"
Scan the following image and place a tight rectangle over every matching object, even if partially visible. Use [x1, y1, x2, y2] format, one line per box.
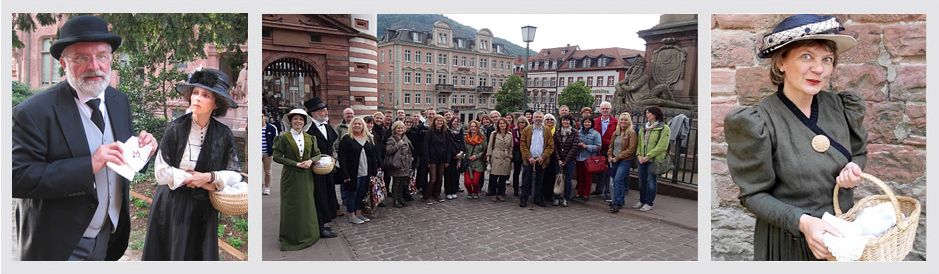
[262, 187, 271, 195]
[349, 216, 365, 224]
[359, 215, 371, 222]
[632, 202, 644, 209]
[639, 204, 653, 212]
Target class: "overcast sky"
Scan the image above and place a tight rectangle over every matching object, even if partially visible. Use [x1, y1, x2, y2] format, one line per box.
[445, 14, 662, 52]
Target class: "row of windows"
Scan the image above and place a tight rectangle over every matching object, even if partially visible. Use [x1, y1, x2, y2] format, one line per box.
[527, 57, 612, 71]
[382, 92, 497, 106]
[382, 72, 506, 87]
[381, 50, 511, 70]
[528, 76, 616, 87]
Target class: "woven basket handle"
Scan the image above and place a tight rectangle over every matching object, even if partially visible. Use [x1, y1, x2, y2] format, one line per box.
[832, 173, 907, 230]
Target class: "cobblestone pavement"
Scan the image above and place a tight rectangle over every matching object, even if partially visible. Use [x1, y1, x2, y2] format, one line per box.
[264, 164, 696, 261]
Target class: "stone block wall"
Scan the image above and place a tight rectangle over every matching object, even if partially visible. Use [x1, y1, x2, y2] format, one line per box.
[710, 14, 927, 261]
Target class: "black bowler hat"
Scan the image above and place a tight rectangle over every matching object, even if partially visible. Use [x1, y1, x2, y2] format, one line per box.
[175, 68, 238, 108]
[50, 15, 122, 60]
[758, 14, 857, 58]
[304, 97, 327, 112]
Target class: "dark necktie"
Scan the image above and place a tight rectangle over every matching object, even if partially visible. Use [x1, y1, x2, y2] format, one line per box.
[86, 98, 105, 132]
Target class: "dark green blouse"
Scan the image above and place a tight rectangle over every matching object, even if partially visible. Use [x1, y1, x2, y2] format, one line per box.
[724, 90, 868, 260]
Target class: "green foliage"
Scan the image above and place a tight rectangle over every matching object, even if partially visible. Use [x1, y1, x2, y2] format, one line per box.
[129, 239, 145, 251]
[218, 224, 227, 237]
[558, 81, 595, 112]
[102, 13, 248, 128]
[225, 236, 244, 249]
[11, 13, 59, 48]
[12, 81, 33, 107]
[132, 197, 149, 209]
[495, 75, 527, 114]
[134, 210, 147, 219]
[232, 217, 248, 233]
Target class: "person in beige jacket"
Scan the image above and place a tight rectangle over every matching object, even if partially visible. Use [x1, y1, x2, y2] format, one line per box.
[608, 112, 638, 213]
[487, 118, 514, 202]
[519, 112, 555, 207]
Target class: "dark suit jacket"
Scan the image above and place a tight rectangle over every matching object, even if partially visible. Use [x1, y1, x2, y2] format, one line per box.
[12, 81, 133, 261]
[307, 120, 338, 156]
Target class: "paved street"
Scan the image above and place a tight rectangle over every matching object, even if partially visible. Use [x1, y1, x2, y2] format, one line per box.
[263, 163, 697, 261]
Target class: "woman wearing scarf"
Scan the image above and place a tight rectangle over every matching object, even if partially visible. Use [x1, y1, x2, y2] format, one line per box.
[635, 106, 670, 212]
[143, 68, 241, 260]
[463, 120, 488, 199]
[384, 121, 414, 208]
[575, 118, 602, 201]
[552, 115, 580, 207]
[444, 118, 466, 200]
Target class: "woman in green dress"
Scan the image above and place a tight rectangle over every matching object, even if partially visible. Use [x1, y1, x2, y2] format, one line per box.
[724, 14, 868, 261]
[274, 108, 323, 251]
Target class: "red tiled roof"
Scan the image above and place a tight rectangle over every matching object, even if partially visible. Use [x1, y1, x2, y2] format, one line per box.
[558, 47, 644, 71]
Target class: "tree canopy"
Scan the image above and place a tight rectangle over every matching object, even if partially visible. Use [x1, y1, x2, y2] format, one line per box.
[495, 75, 527, 114]
[558, 81, 595, 112]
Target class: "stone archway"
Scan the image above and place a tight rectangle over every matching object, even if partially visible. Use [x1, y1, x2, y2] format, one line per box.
[262, 57, 321, 112]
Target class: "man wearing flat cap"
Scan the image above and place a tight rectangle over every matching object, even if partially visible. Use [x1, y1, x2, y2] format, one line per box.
[12, 15, 159, 260]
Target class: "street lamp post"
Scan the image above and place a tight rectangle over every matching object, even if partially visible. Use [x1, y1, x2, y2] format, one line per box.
[521, 25, 536, 111]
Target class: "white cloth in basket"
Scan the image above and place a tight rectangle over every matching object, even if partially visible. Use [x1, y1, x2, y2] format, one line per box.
[822, 202, 899, 261]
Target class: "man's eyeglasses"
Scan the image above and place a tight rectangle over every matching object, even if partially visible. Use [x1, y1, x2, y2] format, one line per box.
[66, 53, 113, 65]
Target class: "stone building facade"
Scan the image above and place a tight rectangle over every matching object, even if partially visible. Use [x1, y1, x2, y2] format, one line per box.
[377, 21, 515, 123]
[262, 14, 379, 121]
[523, 45, 578, 112]
[710, 14, 927, 261]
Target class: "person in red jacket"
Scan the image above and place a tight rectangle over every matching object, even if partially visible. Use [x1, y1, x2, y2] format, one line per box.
[592, 101, 618, 201]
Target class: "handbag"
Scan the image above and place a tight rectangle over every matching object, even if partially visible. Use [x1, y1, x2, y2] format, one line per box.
[407, 169, 418, 194]
[585, 155, 608, 173]
[553, 173, 565, 195]
[649, 127, 673, 175]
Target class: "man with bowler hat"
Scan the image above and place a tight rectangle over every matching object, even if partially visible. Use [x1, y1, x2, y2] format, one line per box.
[304, 97, 340, 238]
[12, 15, 159, 260]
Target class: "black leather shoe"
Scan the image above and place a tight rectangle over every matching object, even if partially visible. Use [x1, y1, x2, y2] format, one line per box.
[519, 201, 528, 207]
[533, 201, 546, 207]
[321, 229, 338, 238]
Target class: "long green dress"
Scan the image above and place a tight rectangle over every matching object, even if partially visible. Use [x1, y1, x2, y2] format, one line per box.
[274, 131, 322, 251]
[724, 89, 867, 260]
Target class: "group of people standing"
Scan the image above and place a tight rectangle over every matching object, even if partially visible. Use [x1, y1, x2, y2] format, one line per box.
[263, 97, 675, 252]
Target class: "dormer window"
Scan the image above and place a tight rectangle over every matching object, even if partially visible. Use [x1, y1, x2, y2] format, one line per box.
[584, 58, 592, 68]
[561, 49, 567, 54]
[568, 60, 575, 68]
[412, 32, 420, 42]
[457, 39, 465, 48]
[598, 57, 607, 67]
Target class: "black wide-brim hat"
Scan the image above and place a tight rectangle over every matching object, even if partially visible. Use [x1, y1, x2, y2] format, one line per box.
[758, 14, 857, 58]
[175, 68, 239, 108]
[50, 15, 122, 60]
[304, 97, 327, 112]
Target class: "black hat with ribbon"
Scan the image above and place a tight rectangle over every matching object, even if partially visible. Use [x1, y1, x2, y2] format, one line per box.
[176, 68, 239, 109]
[758, 14, 857, 58]
[304, 97, 327, 112]
[50, 15, 122, 60]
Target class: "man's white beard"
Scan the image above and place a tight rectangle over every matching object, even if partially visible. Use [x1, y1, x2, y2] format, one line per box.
[66, 68, 110, 98]
[314, 115, 328, 123]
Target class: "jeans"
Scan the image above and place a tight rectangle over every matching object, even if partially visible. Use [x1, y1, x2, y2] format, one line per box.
[554, 162, 575, 201]
[610, 160, 632, 207]
[637, 161, 656, 206]
[345, 176, 369, 212]
[521, 164, 544, 203]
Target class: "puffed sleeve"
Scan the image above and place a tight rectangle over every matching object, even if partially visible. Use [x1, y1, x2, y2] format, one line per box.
[725, 106, 809, 237]
[839, 91, 868, 169]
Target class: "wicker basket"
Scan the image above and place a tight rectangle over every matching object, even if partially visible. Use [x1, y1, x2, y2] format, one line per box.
[210, 190, 248, 215]
[312, 155, 335, 175]
[831, 173, 920, 261]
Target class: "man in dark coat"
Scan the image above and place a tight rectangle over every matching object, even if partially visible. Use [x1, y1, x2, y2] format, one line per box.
[11, 15, 158, 260]
[304, 97, 340, 238]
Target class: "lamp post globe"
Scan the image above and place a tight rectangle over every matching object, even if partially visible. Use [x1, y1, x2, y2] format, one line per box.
[521, 25, 536, 111]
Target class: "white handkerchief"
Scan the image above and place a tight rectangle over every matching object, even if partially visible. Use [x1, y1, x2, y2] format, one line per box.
[107, 136, 153, 180]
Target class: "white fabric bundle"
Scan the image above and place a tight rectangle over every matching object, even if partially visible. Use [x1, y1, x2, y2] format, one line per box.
[314, 156, 334, 168]
[822, 202, 899, 261]
[219, 181, 248, 194]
